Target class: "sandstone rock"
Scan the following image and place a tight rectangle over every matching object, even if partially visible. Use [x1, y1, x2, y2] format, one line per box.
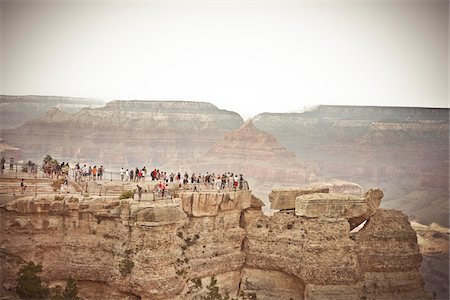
[269, 187, 330, 210]
[239, 268, 304, 300]
[2, 100, 243, 169]
[354, 209, 432, 299]
[252, 106, 449, 227]
[0, 182, 430, 299]
[295, 193, 367, 218]
[190, 120, 318, 188]
[0, 95, 104, 130]
[269, 180, 364, 211]
[348, 188, 383, 230]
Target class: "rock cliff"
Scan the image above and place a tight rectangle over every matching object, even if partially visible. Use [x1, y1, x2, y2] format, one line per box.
[0, 95, 105, 131]
[0, 180, 431, 299]
[190, 120, 318, 190]
[252, 106, 449, 227]
[2, 100, 243, 168]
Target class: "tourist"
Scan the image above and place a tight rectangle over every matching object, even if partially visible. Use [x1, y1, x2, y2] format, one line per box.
[135, 167, 139, 182]
[20, 179, 26, 194]
[120, 168, 125, 181]
[92, 166, 97, 181]
[98, 165, 104, 181]
[136, 185, 143, 201]
[130, 169, 134, 182]
[9, 157, 14, 170]
[0, 157, 5, 176]
[125, 169, 130, 181]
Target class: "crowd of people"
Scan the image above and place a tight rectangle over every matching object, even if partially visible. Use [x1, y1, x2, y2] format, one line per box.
[119, 168, 248, 191]
[73, 164, 105, 182]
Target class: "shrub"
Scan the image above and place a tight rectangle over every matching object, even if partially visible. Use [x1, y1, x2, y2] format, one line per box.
[119, 190, 134, 200]
[63, 277, 80, 300]
[119, 259, 134, 276]
[191, 278, 202, 289]
[16, 261, 49, 299]
[51, 179, 65, 192]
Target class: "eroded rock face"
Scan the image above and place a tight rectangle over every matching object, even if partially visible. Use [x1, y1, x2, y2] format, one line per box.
[2, 100, 243, 169]
[252, 106, 449, 227]
[0, 186, 430, 299]
[0, 95, 105, 130]
[186, 120, 319, 185]
[269, 180, 363, 211]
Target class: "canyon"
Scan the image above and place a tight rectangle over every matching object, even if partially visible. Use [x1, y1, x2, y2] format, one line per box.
[0, 175, 432, 299]
[0, 98, 448, 298]
[0, 95, 105, 131]
[5, 100, 448, 226]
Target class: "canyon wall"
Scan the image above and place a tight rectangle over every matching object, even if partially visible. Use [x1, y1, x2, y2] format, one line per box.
[252, 106, 449, 226]
[0, 186, 431, 299]
[1, 101, 448, 226]
[2, 100, 243, 169]
[0, 95, 105, 131]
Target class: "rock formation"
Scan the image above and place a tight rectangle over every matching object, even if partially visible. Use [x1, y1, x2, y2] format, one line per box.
[0, 176, 431, 299]
[252, 105, 449, 227]
[412, 221, 449, 300]
[2, 100, 243, 169]
[0, 95, 105, 131]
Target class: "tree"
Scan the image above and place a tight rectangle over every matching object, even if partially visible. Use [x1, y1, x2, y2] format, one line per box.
[16, 261, 49, 299]
[62, 277, 80, 300]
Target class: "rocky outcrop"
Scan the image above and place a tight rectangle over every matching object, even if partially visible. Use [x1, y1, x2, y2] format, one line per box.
[2, 100, 243, 169]
[191, 120, 318, 184]
[412, 221, 449, 300]
[0, 95, 104, 130]
[0, 178, 431, 299]
[252, 105, 449, 226]
[269, 180, 363, 211]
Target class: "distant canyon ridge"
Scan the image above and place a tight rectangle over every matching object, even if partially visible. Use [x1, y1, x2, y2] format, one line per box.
[0, 95, 448, 227]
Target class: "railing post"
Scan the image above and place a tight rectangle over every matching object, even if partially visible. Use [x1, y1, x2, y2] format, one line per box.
[110, 172, 112, 181]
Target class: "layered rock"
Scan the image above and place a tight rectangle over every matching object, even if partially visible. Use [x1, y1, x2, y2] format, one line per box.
[0, 95, 105, 131]
[0, 177, 431, 299]
[2, 100, 243, 169]
[412, 221, 449, 300]
[269, 180, 364, 211]
[252, 106, 449, 226]
[192, 120, 318, 183]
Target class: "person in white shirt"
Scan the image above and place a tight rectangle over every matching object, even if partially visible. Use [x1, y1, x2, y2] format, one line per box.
[120, 168, 125, 181]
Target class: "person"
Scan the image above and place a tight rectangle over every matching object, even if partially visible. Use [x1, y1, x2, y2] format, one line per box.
[0, 157, 5, 176]
[9, 157, 14, 170]
[61, 179, 68, 193]
[20, 179, 26, 194]
[136, 185, 143, 201]
[92, 166, 97, 181]
[120, 168, 125, 181]
[239, 174, 244, 190]
[125, 169, 130, 181]
[98, 165, 104, 181]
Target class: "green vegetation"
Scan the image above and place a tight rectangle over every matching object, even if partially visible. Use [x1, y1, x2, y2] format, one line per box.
[16, 261, 80, 300]
[191, 278, 202, 289]
[119, 259, 134, 276]
[16, 261, 49, 299]
[62, 277, 80, 300]
[201, 276, 236, 300]
[50, 278, 80, 300]
[119, 190, 135, 200]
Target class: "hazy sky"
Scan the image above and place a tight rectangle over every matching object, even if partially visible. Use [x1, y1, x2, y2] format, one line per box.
[1, 0, 448, 118]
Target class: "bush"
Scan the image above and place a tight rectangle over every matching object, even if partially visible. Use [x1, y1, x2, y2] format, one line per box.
[16, 261, 49, 299]
[119, 259, 134, 276]
[62, 277, 80, 300]
[119, 190, 134, 200]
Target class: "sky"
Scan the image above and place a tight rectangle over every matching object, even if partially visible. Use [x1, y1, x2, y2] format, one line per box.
[1, 0, 448, 118]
